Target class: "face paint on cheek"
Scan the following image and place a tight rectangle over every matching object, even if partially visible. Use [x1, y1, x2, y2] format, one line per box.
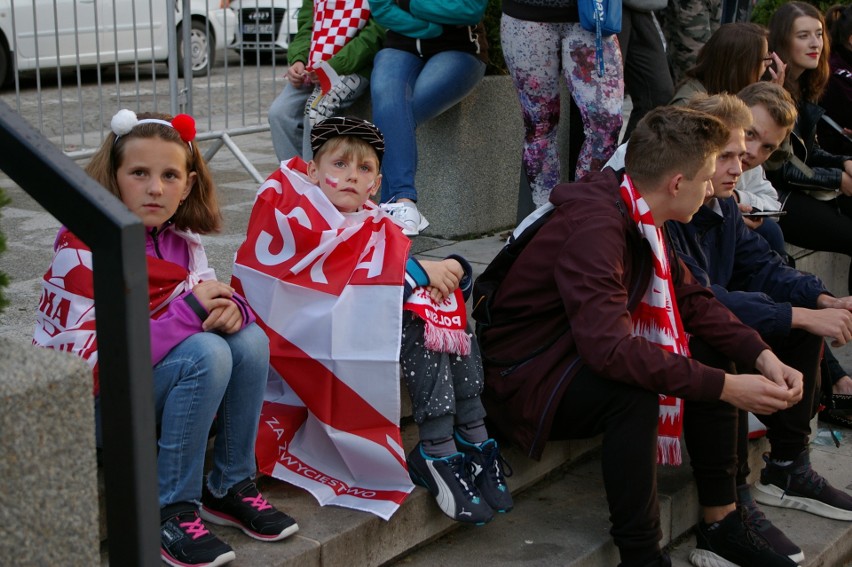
[325, 175, 339, 188]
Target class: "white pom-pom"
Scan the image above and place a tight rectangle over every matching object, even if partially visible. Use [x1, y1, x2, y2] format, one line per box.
[111, 109, 138, 137]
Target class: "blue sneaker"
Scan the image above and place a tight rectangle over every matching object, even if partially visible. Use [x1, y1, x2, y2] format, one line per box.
[454, 434, 514, 513]
[407, 442, 493, 525]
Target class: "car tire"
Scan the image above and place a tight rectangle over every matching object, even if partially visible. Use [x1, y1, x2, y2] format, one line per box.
[0, 38, 10, 87]
[177, 19, 215, 77]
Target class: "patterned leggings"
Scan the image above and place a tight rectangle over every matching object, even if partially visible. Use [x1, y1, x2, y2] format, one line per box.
[502, 15, 624, 207]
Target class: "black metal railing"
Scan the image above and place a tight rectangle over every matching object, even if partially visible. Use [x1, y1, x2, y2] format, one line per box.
[0, 100, 159, 566]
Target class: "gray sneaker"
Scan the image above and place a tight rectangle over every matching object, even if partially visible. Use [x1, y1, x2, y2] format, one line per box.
[753, 450, 852, 521]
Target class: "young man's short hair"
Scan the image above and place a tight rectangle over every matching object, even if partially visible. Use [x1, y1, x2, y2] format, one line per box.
[736, 82, 797, 135]
[625, 107, 730, 187]
[686, 92, 753, 132]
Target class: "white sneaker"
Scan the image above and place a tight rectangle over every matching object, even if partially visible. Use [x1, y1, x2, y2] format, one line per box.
[380, 202, 429, 236]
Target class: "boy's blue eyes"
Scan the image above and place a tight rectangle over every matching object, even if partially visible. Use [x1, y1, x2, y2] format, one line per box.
[332, 160, 374, 172]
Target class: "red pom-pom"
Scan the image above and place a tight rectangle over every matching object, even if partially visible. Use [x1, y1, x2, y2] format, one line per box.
[171, 114, 196, 143]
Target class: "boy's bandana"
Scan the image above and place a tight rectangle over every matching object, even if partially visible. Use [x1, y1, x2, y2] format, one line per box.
[232, 157, 415, 519]
[619, 174, 691, 466]
[33, 228, 214, 396]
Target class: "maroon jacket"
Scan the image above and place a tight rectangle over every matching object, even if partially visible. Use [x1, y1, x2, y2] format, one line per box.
[479, 170, 769, 459]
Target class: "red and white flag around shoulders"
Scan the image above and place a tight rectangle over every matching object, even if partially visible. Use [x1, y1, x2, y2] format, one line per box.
[232, 157, 414, 520]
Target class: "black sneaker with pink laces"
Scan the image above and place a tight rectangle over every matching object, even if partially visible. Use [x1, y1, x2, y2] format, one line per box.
[160, 502, 235, 567]
[200, 477, 299, 541]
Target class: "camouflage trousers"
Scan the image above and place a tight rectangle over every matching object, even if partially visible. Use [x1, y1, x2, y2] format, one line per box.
[663, 0, 722, 84]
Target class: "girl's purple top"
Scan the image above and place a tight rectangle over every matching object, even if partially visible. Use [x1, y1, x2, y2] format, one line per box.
[146, 224, 255, 366]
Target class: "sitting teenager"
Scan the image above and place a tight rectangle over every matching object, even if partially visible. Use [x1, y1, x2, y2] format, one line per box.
[733, 81, 852, 415]
[765, 2, 852, 294]
[478, 106, 802, 567]
[664, 93, 852, 564]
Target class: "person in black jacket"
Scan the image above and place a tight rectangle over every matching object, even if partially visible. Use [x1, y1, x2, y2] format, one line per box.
[765, 2, 852, 293]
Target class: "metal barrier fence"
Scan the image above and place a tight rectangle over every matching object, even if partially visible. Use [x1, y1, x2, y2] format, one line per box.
[0, 0, 298, 181]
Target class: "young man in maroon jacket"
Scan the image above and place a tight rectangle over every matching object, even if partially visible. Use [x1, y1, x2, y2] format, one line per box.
[478, 106, 803, 567]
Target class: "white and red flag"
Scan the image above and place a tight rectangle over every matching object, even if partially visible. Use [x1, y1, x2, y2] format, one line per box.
[232, 157, 414, 519]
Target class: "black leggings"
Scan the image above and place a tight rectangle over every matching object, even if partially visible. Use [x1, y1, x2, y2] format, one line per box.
[778, 191, 852, 294]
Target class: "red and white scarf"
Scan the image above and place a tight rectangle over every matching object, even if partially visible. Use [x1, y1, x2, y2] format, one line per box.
[619, 175, 691, 466]
[403, 287, 471, 355]
[232, 157, 419, 519]
[32, 228, 214, 396]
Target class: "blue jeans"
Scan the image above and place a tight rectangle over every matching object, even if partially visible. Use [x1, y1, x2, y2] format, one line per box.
[370, 48, 485, 203]
[269, 82, 314, 163]
[153, 324, 268, 507]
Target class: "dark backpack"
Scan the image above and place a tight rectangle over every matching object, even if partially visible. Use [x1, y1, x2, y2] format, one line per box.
[471, 205, 555, 332]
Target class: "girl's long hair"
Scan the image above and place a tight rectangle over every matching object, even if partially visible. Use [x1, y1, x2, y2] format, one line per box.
[85, 112, 222, 234]
[768, 1, 831, 103]
[686, 23, 769, 95]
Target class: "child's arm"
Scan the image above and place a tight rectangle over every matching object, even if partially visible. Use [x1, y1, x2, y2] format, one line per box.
[149, 281, 254, 365]
[405, 255, 473, 302]
[286, 0, 314, 69]
[324, 17, 386, 76]
[420, 259, 462, 303]
[191, 280, 246, 334]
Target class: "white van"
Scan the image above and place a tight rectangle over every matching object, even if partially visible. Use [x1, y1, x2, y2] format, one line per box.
[228, 0, 300, 63]
[0, 0, 236, 82]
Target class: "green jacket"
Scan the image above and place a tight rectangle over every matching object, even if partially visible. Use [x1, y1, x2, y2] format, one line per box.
[287, 0, 385, 77]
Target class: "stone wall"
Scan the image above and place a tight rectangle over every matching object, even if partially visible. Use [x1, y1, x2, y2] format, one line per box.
[0, 338, 98, 564]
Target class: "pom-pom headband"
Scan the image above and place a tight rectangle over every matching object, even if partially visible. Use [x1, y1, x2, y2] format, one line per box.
[110, 109, 196, 152]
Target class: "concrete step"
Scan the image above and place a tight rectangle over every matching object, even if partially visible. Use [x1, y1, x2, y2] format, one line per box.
[100, 421, 602, 566]
[667, 441, 852, 567]
[386, 427, 852, 567]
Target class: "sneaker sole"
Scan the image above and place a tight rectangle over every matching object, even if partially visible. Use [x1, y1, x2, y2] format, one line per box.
[199, 507, 300, 541]
[401, 217, 429, 237]
[753, 481, 852, 521]
[688, 549, 739, 567]
[161, 547, 236, 567]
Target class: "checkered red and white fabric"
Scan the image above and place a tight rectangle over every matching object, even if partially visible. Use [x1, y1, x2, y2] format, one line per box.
[308, 0, 371, 70]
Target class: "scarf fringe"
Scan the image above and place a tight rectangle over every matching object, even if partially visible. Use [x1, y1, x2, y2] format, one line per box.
[423, 324, 471, 356]
[620, 174, 689, 468]
[657, 435, 682, 466]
